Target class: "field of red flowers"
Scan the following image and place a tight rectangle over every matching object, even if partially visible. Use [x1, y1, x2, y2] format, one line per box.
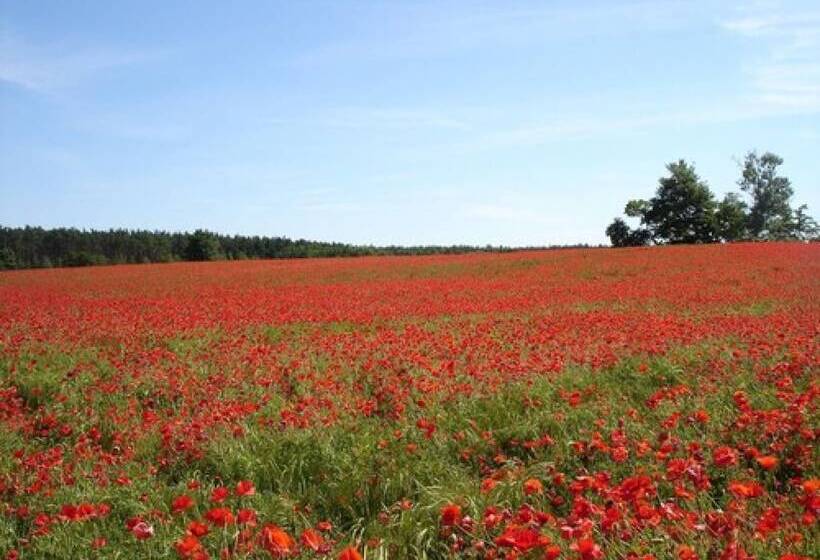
[0, 242, 817, 559]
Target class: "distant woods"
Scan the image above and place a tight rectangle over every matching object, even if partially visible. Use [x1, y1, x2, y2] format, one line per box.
[607, 151, 818, 247]
[0, 228, 529, 270]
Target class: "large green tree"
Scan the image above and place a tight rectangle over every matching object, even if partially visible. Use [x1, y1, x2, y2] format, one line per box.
[738, 151, 794, 239]
[714, 193, 748, 242]
[630, 160, 718, 244]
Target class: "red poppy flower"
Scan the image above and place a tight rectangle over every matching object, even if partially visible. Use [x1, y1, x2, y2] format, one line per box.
[300, 528, 325, 552]
[571, 538, 603, 560]
[237, 508, 257, 526]
[495, 525, 549, 551]
[728, 480, 764, 499]
[523, 478, 544, 496]
[440, 503, 462, 527]
[172, 495, 195, 514]
[210, 487, 229, 503]
[129, 520, 154, 540]
[338, 547, 363, 560]
[187, 520, 209, 537]
[260, 524, 295, 557]
[756, 456, 779, 470]
[175, 535, 204, 559]
[713, 446, 738, 467]
[205, 507, 234, 527]
[235, 480, 255, 496]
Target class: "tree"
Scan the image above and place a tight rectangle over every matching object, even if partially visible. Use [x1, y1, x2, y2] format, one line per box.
[738, 151, 794, 239]
[632, 160, 718, 244]
[605, 218, 631, 247]
[714, 193, 748, 242]
[0, 247, 17, 270]
[184, 230, 223, 261]
[605, 218, 650, 247]
[793, 204, 819, 241]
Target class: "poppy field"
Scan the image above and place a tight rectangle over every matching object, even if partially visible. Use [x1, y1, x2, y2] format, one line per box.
[0, 242, 818, 559]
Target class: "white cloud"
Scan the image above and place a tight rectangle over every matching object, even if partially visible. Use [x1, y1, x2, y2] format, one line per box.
[293, 1, 703, 65]
[722, 5, 820, 111]
[0, 32, 162, 93]
[268, 107, 469, 131]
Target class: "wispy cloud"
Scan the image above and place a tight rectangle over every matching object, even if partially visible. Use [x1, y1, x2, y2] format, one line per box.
[0, 32, 162, 93]
[294, 1, 701, 65]
[722, 4, 820, 111]
[446, 102, 809, 152]
[269, 107, 469, 131]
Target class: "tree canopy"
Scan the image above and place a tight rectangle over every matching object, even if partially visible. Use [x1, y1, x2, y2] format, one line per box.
[0, 226, 603, 271]
[606, 151, 817, 247]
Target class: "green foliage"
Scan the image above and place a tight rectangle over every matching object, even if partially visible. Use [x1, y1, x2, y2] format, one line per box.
[642, 160, 718, 244]
[738, 151, 794, 238]
[715, 193, 748, 242]
[0, 226, 604, 271]
[0, 247, 17, 269]
[607, 151, 817, 245]
[183, 230, 223, 261]
[605, 218, 650, 247]
[792, 204, 819, 241]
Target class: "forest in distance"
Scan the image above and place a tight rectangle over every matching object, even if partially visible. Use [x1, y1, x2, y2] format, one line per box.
[3, 151, 817, 272]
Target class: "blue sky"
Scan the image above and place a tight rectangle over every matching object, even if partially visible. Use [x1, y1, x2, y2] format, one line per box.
[1, 1, 818, 246]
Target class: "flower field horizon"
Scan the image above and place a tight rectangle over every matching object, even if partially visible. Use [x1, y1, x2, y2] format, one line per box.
[0, 242, 817, 559]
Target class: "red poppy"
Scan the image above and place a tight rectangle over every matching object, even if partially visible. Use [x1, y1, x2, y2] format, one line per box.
[523, 478, 544, 496]
[129, 520, 154, 540]
[187, 520, 209, 537]
[571, 538, 604, 560]
[756, 456, 779, 470]
[172, 495, 195, 514]
[175, 535, 204, 559]
[440, 503, 462, 526]
[204, 507, 234, 526]
[713, 446, 738, 467]
[728, 480, 764, 499]
[235, 480, 255, 496]
[260, 524, 296, 557]
[210, 487, 229, 503]
[338, 547, 363, 560]
[237, 508, 257, 526]
[494, 525, 550, 551]
[300, 528, 325, 552]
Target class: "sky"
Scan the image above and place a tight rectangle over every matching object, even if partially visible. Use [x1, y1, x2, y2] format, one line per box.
[1, 1, 819, 246]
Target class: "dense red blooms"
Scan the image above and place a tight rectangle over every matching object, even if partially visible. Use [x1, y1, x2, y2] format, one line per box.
[0, 243, 816, 558]
[494, 525, 550, 551]
[728, 480, 764, 499]
[440, 503, 463, 527]
[204, 507, 234, 527]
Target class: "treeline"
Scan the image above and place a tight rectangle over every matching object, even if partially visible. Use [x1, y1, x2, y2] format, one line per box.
[606, 151, 818, 246]
[0, 227, 605, 271]
[0, 227, 528, 270]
